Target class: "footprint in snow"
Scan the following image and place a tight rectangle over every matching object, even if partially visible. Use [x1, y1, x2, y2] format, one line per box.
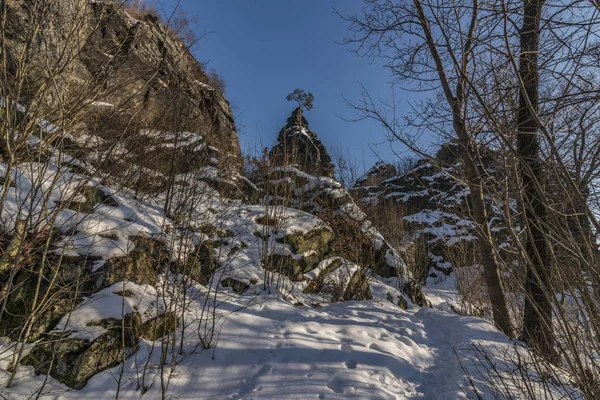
[253, 363, 273, 376]
[340, 343, 353, 353]
[396, 335, 417, 347]
[368, 343, 382, 352]
[345, 359, 358, 369]
[327, 378, 344, 394]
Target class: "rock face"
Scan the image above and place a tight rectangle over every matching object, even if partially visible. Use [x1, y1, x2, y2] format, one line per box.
[351, 142, 508, 283]
[269, 108, 335, 179]
[4, 0, 243, 188]
[92, 235, 169, 290]
[355, 162, 398, 188]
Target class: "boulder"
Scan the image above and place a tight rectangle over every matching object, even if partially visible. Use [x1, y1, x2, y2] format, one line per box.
[403, 280, 432, 308]
[185, 241, 219, 285]
[280, 228, 334, 254]
[21, 310, 178, 389]
[343, 270, 372, 301]
[23, 327, 138, 389]
[0, 255, 96, 341]
[92, 236, 169, 290]
[220, 277, 250, 294]
[265, 253, 316, 282]
[139, 311, 179, 340]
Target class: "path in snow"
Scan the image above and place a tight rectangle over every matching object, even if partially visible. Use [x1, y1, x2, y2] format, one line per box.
[3, 296, 514, 400]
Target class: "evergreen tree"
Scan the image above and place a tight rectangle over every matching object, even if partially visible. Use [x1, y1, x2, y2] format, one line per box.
[286, 89, 314, 127]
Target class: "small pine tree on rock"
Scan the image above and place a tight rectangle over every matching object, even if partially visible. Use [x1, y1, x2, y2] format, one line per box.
[286, 89, 314, 127]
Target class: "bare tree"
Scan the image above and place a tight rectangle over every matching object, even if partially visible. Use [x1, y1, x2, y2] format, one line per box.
[516, 0, 554, 358]
[339, 0, 514, 335]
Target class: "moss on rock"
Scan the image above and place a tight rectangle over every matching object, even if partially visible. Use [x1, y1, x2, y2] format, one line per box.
[22, 327, 138, 389]
[93, 236, 168, 290]
[281, 228, 333, 254]
[343, 270, 372, 301]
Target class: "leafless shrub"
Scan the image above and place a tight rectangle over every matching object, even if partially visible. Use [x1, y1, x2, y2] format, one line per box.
[121, 0, 161, 22]
[207, 69, 227, 93]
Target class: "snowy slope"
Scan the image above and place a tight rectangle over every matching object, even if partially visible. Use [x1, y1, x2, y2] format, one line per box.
[0, 114, 570, 399]
[2, 294, 535, 400]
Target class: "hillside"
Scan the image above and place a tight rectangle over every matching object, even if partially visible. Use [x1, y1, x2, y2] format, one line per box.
[0, 1, 590, 399]
[0, 99, 547, 399]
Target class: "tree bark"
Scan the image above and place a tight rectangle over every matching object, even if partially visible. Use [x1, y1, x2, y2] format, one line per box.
[454, 107, 514, 337]
[297, 107, 303, 128]
[413, 0, 513, 336]
[518, 0, 554, 357]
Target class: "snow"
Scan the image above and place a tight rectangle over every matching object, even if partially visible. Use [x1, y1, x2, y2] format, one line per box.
[1, 293, 557, 399]
[0, 149, 549, 398]
[195, 80, 215, 91]
[90, 101, 115, 107]
[423, 274, 461, 312]
[285, 125, 312, 139]
[404, 210, 477, 246]
[54, 282, 167, 341]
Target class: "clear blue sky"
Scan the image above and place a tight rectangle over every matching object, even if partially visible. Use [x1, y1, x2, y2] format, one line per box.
[162, 0, 421, 173]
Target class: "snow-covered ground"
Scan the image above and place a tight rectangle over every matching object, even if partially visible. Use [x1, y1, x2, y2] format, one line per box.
[2, 291, 520, 400]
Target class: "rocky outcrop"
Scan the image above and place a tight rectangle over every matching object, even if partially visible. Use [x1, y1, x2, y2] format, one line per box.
[22, 310, 178, 389]
[255, 111, 429, 306]
[351, 142, 510, 283]
[4, 0, 243, 191]
[355, 162, 397, 188]
[269, 108, 335, 179]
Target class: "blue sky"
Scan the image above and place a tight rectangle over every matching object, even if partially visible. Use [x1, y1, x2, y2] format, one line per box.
[162, 0, 420, 172]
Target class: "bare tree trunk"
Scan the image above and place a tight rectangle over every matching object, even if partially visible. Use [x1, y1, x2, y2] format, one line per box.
[297, 107, 303, 128]
[518, 0, 553, 358]
[458, 133, 514, 337]
[414, 0, 513, 336]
